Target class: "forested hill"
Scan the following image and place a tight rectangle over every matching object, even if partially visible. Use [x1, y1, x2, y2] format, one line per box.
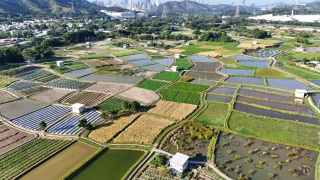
[0, 0, 101, 16]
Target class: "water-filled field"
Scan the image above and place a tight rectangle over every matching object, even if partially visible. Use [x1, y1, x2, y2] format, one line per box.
[190, 55, 215, 63]
[221, 68, 254, 76]
[267, 79, 308, 90]
[226, 77, 265, 86]
[69, 149, 144, 180]
[234, 103, 320, 125]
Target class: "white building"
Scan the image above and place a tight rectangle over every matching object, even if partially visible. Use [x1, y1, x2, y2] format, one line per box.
[72, 103, 85, 114]
[169, 153, 189, 174]
[295, 89, 308, 104]
[56, 61, 64, 67]
[248, 14, 320, 23]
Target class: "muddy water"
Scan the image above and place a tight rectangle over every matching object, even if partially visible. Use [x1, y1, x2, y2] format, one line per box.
[215, 133, 317, 180]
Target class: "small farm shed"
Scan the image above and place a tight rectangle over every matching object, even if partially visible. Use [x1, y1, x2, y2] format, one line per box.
[72, 103, 85, 114]
[295, 89, 308, 99]
[56, 61, 64, 67]
[169, 153, 189, 173]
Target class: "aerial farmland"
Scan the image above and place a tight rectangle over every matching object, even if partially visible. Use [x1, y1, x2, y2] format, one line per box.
[2, 5, 320, 180]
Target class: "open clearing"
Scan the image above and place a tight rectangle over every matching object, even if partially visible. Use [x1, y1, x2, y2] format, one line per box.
[21, 142, 97, 180]
[118, 87, 159, 106]
[148, 100, 197, 121]
[29, 88, 72, 103]
[68, 149, 144, 180]
[84, 82, 131, 95]
[113, 114, 173, 144]
[89, 115, 139, 143]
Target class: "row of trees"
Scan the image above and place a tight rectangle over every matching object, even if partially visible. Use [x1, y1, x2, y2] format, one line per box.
[199, 31, 234, 42]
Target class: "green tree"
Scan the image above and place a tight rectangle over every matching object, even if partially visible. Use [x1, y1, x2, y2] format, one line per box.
[39, 121, 47, 130]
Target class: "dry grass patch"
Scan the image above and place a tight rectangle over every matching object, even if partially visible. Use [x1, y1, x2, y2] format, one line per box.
[89, 114, 139, 143]
[113, 114, 173, 144]
[118, 87, 160, 106]
[29, 88, 72, 103]
[84, 82, 132, 95]
[149, 100, 197, 121]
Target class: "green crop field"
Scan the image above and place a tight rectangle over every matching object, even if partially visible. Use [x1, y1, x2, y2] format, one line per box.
[159, 82, 208, 105]
[196, 102, 229, 128]
[160, 89, 201, 105]
[21, 142, 97, 180]
[228, 111, 320, 151]
[170, 82, 209, 92]
[153, 72, 180, 82]
[175, 57, 193, 70]
[181, 41, 242, 56]
[68, 149, 144, 180]
[138, 79, 169, 91]
[98, 97, 129, 113]
[0, 139, 72, 180]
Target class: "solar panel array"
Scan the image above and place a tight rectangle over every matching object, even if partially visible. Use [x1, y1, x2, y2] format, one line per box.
[11, 105, 71, 131]
[47, 110, 103, 135]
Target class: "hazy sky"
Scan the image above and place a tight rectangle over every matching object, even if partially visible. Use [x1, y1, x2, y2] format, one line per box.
[92, 0, 319, 6]
[205, 0, 317, 5]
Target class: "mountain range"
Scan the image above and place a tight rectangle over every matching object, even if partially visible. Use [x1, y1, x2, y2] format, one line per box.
[149, 1, 255, 16]
[0, 0, 101, 16]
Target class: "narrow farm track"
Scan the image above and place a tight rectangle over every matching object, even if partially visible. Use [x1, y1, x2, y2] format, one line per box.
[126, 77, 230, 179]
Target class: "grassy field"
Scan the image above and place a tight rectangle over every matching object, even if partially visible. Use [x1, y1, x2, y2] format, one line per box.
[0, 139, 72, 180]
[254, 68, 289, 78]
[196, 102, 229, 128]
[277, 52, 320, 79]
[137, 79, 169, 91]
[153, 72, 180, 82]
[160, 89, 202, 105]
[170, 82, 209, 92]
[21, 142, 97, 180]
[45, 60, 88, 74]
[159, 82, 208, 105]
[175, 57, 193, 70]
[181, 41, 242, 56]
[97, 97, 129, 113]
[228, 111, 320, 151]
[68, 149, 144, 180]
